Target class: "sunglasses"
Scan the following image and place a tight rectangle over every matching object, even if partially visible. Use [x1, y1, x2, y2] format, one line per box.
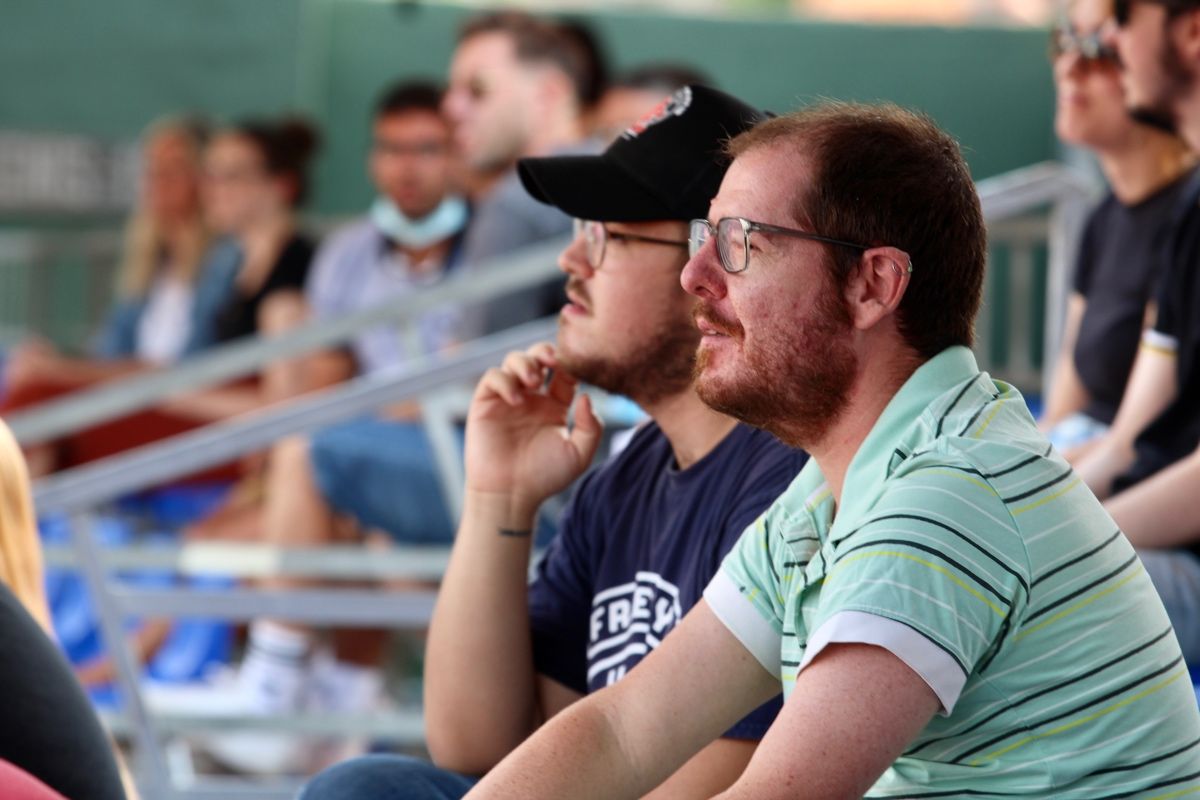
[1114, 0, 1199, 26]
[1049, 26, 1119, 65]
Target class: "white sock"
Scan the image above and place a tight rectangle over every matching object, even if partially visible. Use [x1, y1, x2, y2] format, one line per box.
[238, 621, 312, 713]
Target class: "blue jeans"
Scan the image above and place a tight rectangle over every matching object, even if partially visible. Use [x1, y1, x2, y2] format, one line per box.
[1138, 548, 1200, 665]
[309, 419, 461, 545]
[299, 754, 478, 800]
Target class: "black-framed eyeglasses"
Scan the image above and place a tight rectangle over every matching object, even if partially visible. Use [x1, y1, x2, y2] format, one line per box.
[573, 219, 689, 269]
[1114, 0, 1198, 26]
[689, 217, 882, 275]
[1049, 25, 1120, 65]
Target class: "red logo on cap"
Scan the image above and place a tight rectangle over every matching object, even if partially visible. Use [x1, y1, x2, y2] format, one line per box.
[620, 86, 693, 141]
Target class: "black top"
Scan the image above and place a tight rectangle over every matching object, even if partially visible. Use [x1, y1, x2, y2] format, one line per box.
[1072, 170, 1197, 424]
[0, 583, 126, 799]
[1115, 170, 1200, 540]
[213, 234, 315, 343]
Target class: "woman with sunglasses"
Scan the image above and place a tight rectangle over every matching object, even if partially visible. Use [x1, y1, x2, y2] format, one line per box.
[1042, 0, 1197, 455]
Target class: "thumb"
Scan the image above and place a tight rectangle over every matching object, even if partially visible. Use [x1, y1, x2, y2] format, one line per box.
[569, 393, 604, 465]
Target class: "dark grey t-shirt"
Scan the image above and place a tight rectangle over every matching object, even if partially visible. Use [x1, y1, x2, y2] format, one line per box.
[460, 140, 601, 337]
[1117, 169, 1200, 524]
[1072, 169, 1197, 424]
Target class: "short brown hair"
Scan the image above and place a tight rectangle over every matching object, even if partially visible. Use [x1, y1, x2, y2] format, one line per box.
[458, 11, 602, 106]
[727, 101, 986, 359]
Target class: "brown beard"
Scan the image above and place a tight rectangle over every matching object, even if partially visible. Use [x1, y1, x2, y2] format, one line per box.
[1128, 32, 1195, 135]
[556, 300, 699, 406]
[693, 284, 857, 449]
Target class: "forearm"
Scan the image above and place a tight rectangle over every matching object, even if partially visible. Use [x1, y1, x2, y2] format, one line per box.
[1041, 295, 1087, 429]
[424, 489, 544, 773]
[465, 691, 667, 800]
[1077, 346, 1177, 498]
[159, 385, 264, 421]
[467, 601, 777, 800]
[1041, 357, 1088, 430]
[1106, 448, 1200, 548]
[74, 357, 151, 381]
[1075, 437, 1136, 500]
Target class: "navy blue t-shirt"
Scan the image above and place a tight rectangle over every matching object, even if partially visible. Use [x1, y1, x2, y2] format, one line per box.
[528, 421, 807, 739]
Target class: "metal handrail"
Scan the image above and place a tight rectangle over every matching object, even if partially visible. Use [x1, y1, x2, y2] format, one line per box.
[33, 317, 556, 514]
[8, 236, 569, 445]
[41, 541, 453, 580]
[977, 161, 1097, 391]
[976, 161, 1095, 220]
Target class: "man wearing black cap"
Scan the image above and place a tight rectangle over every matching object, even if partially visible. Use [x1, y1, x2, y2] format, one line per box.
[299, 86, 806, 800]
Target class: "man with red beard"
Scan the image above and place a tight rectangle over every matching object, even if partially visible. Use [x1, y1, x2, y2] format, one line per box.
[460, 102, 1200, 799]
[299, 86, 807, 800]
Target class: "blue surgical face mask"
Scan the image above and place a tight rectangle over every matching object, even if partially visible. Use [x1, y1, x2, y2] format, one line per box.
[370, 195, 468, 250]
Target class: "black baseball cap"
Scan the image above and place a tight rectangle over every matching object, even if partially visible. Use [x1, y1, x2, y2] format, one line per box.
[517, 85, 767, 223]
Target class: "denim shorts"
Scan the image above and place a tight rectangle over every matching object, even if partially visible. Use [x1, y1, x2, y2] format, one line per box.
[309, 418, 460, 545]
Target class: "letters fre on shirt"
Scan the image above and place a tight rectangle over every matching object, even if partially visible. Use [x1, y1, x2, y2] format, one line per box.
[529, 422, 808, 739]
[707, 346, 1200, 797]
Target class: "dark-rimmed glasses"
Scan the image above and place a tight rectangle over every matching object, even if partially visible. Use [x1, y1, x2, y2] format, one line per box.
[1114, 0, 1198, 26]
[1049, 26, 1120, 65]
[573, 219, 689, 269]
[689, 217, 875, 275]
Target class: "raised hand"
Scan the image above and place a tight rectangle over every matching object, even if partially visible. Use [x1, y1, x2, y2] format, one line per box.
[464, 342, 603, 508]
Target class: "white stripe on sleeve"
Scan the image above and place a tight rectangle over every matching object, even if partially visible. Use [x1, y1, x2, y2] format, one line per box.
[703, 570, 782, 677]
[800, 610, 967, 715]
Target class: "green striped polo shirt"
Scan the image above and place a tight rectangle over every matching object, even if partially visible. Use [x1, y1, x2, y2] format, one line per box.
[706, 346, 1200, 798]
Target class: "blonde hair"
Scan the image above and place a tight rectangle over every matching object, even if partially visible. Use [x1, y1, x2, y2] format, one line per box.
[117, 117, 211, 299]
[0, 421, 50, 633]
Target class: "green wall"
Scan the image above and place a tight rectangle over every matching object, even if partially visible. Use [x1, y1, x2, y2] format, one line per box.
[2, 0, 1057, 216]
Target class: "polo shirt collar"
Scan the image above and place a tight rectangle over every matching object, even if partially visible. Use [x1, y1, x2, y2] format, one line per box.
[827, 345, 981, 539]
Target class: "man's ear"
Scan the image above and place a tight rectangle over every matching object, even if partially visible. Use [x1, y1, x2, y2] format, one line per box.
[844, 247, 912, 331]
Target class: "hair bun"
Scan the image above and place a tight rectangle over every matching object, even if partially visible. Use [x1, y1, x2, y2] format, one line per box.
[276, 116, 321, 164]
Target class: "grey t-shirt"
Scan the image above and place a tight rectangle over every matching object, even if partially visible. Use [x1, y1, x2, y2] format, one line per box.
[461, 140, 601, 336]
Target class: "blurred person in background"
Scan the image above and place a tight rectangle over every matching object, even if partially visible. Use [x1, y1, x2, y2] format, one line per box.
[161, 115, 321, 420]
[1072, 0, 1200, 664]
[1, 117, 222, 475]
[1040, 0, 1197, 455]
[66, 115, 323, 693]
[153, 82, 472, 775]
[0, 420, 50, 634]
[0, 580, 127, 800]
[0, 116, 321, 476]
[5, 116, 214, 389]
[444, 10, 600, 335]
[590, 64, 713, 142]
[0, 423, 126, 800]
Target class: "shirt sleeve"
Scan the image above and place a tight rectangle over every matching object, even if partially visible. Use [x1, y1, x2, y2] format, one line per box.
[1150, 254, 1184, 347]
[528, 475, 598, 695]
[305, 232, 348, 321]
[813, 465, 1027, 713]
[704, 505, 791, 678]
[801, 611, 966, 714]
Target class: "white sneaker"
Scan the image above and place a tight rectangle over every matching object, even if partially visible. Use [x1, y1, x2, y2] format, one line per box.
[144, 665, 315, 775]
[302, 647, 389, 771]
[145, 618, 319, 776]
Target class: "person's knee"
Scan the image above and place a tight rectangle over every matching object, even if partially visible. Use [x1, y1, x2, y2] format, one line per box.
[300, 754, 471, 800]
[273, 435, 313, 474]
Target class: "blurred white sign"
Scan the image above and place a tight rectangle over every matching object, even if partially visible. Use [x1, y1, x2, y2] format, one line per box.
[0, 131, 137, 213]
